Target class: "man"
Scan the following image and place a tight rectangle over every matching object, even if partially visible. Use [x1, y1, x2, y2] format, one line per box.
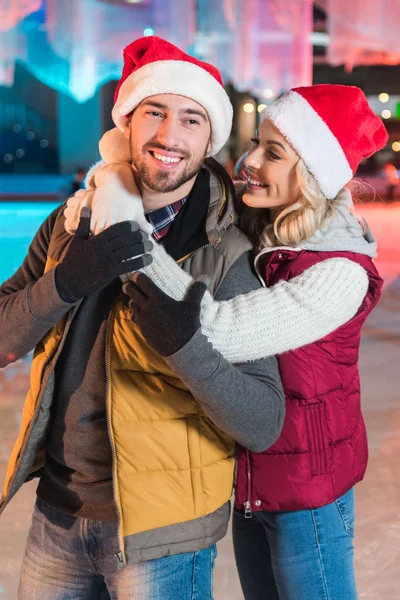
[0, 37, 285, 599]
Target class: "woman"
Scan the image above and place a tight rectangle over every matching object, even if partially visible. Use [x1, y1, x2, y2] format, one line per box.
[65, 84, 387, 599]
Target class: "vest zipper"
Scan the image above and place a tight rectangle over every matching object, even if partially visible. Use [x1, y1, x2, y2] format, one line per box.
[244, 449, 253, 518]
[190, 242, 215, 259]
[177, 240, 220, 265]
[104, 301, 125, 566]
[1, 305, 79, 510]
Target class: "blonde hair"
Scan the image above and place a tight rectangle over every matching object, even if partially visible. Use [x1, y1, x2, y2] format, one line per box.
[241, 159, 345, 250]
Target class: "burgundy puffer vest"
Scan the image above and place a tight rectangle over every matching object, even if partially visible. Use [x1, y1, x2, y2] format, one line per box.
[235, 249, 383, 515]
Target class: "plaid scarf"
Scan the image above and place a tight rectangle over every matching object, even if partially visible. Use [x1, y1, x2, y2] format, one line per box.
[146, 197, 187, 241]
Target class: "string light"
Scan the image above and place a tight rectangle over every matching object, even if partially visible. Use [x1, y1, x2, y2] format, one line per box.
[382, 109, 392, 119]
[379, 93, 390, 103]
[257, 104, 267, 113]
[392, 141, 400, 152]
[243, 103, 255, 113]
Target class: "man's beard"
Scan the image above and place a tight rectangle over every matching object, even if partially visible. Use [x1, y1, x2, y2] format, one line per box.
[131, 140, 208, 193]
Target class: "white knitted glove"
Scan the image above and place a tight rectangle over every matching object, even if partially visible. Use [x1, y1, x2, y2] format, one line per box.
[64, 189, 94, 234]
[65, 125, 152, 235]
[90, 163, 153, 236]
[64, 163, 153, 236]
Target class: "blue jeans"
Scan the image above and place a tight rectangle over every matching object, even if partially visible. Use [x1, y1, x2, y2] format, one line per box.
[18, 499, 217, 600]
[232, 489, 357, 600]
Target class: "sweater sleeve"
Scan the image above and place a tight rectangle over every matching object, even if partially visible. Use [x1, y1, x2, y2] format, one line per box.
[141, 242, 369, 363]
[165, 253, 285, 452]
[0, 206, 75, 367]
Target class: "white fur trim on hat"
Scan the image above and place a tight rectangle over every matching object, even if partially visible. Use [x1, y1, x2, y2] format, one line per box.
[261, 91, 353, 199]
[112, 60, 233, 156]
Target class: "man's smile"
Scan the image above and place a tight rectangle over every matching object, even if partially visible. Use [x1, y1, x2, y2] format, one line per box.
[147, 148, 185, 171]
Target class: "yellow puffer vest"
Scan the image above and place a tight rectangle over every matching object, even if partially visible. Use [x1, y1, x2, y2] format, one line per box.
[1, 164, 252, 563]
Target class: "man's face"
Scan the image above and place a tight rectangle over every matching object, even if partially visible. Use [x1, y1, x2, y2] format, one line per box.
[125, 94, 212, 193]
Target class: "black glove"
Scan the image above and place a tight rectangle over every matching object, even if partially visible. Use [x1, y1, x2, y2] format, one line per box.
[123, 273, 208, 357]
[56, 208, 153, 303]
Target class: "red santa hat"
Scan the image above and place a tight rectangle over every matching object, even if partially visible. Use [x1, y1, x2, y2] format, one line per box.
[111, 36, 233, 156]
[261, 84, 388, 199]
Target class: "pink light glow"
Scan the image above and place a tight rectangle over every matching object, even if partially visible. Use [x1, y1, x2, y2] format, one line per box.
[0, 0, 41, 32]
[325, 0, 400, 69]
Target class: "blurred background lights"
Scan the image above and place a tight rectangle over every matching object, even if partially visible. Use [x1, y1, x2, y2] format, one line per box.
[263, 89, 274, 99]
[143, 28, 154, 36]
[257, 103, 267, 113]
[382, 109, 392, 119]
[243, 102, 255, 113]
[392, 141, 400, 151]
[379, 93, 390, 103]
[4, 154, 13, 163]
[16, 149, 25, 158]
[13, 124, 22, 133]
[26, 132, 35, 140]
[40, 139, 49, 148]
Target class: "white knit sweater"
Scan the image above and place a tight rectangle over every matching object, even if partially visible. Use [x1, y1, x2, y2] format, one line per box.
[143, 242, 369, 362]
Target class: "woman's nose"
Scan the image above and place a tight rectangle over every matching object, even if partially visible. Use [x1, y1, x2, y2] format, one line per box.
[244, 150, 262, 171]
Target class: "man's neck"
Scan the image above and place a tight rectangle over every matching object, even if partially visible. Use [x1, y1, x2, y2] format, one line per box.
[135, 174, 197, 212]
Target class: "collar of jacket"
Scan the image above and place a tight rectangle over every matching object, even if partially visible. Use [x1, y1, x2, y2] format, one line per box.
[162, 158, 237, 261]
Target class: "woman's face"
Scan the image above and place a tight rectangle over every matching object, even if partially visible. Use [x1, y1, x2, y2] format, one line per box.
[242, 118, 300, 211]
